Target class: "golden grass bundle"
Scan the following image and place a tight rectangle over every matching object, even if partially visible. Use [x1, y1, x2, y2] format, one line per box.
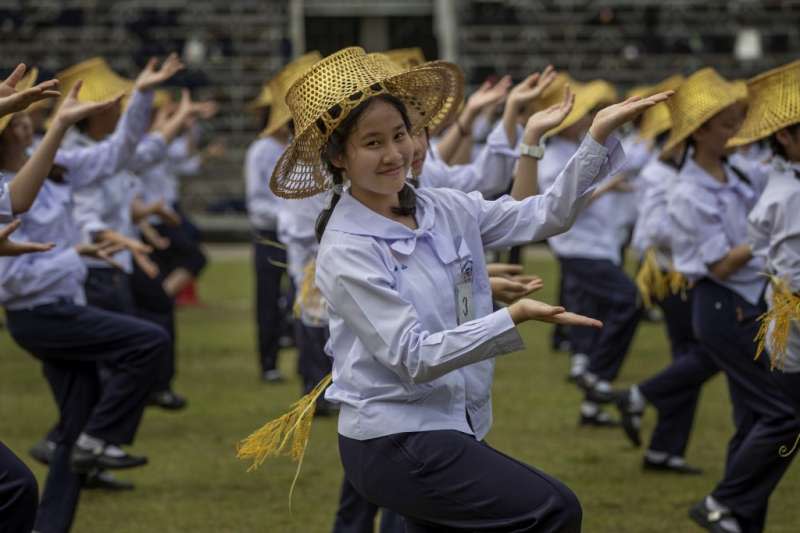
[635, 248, 687, 308]
[754, 275, 800, 371]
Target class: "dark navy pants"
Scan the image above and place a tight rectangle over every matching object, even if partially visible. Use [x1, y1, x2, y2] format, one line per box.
[6, 302, 169, 533]
[295, 321, 332, 395]
[0, 441, 38, 533]
[333, 477, 405, 533]
[638, 290, 719, 457]
[152, 221, 208, 278]
[560, 257, 642, 381]
[339, 431, 581, 532]
[692, 280, 799, 533]
[253, 230, 293, 373]
[130, 259, 177, 392]
[84, 267, 135, 315]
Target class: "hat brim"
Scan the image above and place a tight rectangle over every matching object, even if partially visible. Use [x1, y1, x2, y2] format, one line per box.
[663, 94, 746, 154]
[270, 61, 463, 199]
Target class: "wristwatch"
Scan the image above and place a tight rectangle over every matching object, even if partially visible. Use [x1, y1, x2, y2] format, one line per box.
[519, 139, 546, 160]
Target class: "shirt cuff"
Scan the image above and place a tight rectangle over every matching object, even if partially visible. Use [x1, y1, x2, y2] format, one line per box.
[487, 308, 526, 354]
[486, 121, 521, 158]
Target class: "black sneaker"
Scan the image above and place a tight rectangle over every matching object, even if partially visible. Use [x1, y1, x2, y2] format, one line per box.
[148, 390, 187, 411]
[644, 456, 703, 475]
[83, 469, 135, 491]
[29, 439, 56, 465]
[689, 498, 740, 532]
[71, 444, 148, 473]
[615, 390, 644, 447]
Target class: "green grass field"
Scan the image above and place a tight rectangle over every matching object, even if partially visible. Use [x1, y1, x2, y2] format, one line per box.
[2, 249, 799, 532]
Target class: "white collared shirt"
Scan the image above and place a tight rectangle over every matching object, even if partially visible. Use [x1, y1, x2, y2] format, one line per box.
[245, 137, 286, 231]
[0, 174, 87, 310]
[420, 121, 519, 197]
[316, 132, 620, 441]
[668, 156, 766, 304]
[631, 155, 680, 261]
[538, 135, 628, 263]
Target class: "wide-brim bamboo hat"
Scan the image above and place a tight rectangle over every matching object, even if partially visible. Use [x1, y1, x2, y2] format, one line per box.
[0, 67, 38, 134]
[269, 47, 464, 199]
[260, 51, 323, 138]
[728, 60, 800, 148]
[663, 67, 748, 154]
[637, 74, 685, 141]
[531, 74, 618, 138]
[55, 57, 133, 104]
[384, 48, 427, 70]
[248, 84, 273, 111]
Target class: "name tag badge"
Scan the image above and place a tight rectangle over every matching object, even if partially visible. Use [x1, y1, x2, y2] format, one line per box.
[455, 259, 474, 325]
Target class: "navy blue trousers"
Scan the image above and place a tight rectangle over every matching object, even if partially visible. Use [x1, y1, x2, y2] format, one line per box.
[339, 431, 581, 532]
[152, 221, 208, 278]
[638, 290, 719, 457]
[130, 259, 177, 392]
[0, 441, 38, 533]
[253, 230, 293, 373]
[7, 302, 168, 533]
[692, 280, 799, 533]
[333, 477, 405, 533]
[295, 322, 332, 395]
[560, 257, 642, 381]
[84, 267, 135, 315]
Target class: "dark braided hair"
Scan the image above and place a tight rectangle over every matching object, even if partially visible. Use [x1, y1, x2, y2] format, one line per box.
[769, 123, 800, 160]
[315, 93, 417, 241]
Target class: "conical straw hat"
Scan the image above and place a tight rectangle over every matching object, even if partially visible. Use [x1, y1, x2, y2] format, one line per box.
[728, 60, 800, 148]
[637, 74, 685, 141]
[269, 47, 463, 199]
[55, 57, 133, 104]
[663, 68, 747, 154]
[383, 48, 426, 70]
[0, 67, 38, 133]
[260, 51, 323, 138]
[531, 74, 618, 138]
[248, 84, 273, 111]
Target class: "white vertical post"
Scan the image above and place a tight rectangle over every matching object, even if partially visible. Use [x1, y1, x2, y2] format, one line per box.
[434, 0, 458, 62]
[289, 0, 306, 57]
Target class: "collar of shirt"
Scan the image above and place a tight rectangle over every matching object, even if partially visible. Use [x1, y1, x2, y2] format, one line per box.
[684, 156, 753, 198]
[326, 188, 460, 264]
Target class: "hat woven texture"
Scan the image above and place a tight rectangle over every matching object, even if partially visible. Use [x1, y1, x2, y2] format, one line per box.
[384, 48, 427, 70]
[260, 51, 323, 138]
[637, 74, 685, 141]
[728, 60, 800, 147]
[269, 47, 463, 199]
[0, 67, 38, 133]
[663, 67, 747, 154]
[55, 57, 132, 104]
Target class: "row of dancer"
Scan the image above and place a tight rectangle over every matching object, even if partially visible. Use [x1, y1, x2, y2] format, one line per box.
[0, 54, 216, 532]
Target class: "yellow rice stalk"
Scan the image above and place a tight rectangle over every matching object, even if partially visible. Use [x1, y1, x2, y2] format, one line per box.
[293, 258, 318, 318]
[754, 276, 800, 371]
[236, 373, 333, 507]
[635, 248, 689, 308]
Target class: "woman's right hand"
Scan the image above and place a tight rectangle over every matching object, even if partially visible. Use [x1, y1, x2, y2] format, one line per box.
[508, 298, 603, 328]
[588, 91, 674, 144]
[51, 80, 123, 130]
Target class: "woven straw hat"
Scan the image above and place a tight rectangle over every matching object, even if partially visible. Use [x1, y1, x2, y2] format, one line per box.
[663, 68, 748, 154]
[728, 60, 800, 148]
[0, 67, 38, 134]
[531, 74, 618, 138]
[55, 57, 133, 104]
[260, 51, 323, 138]
[637, 74, 685, 141]
[248, 84, 273, 111]
[384, 48, 427, 70]
[269, 47, 463, 199]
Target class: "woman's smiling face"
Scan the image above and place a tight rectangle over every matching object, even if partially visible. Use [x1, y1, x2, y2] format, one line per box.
[331, 98, 414, 198]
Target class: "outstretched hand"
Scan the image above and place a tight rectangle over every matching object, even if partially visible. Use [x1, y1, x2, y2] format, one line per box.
[506, 65, 557, 114]
[588, 91, 674, 144]
[525, 84, 575, 139]
[134, 53, 185, 92]
[465, 75, 512, 116]
[490, 275, 543, 304]
[0, 220, 55, 256]
[0, 64, 61, 117]
[508, 298, 603, 328]
[51, 80, 123, 129]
